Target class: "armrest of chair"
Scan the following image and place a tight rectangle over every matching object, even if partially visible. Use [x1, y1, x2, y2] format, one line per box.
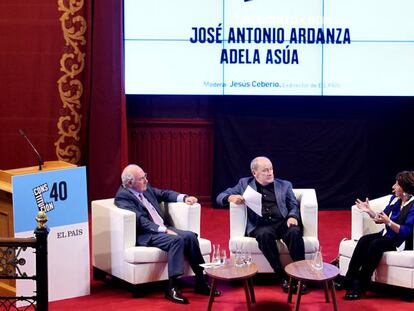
[294, 189, 318, 238]
[92, 198, 136, 270]
[351, 195, 391, 241]
[229, 203, 247, 238]
[167, 202, 201, 236]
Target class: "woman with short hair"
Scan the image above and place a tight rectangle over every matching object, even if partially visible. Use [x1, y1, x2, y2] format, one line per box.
[344, 171, 414, 300]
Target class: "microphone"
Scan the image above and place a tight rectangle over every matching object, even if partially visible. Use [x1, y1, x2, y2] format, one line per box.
[18, 129, 43, 170]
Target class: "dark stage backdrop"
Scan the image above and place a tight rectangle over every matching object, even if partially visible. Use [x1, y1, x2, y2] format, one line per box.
[212, 96, 414, 210]
[126, 95, 414, 210]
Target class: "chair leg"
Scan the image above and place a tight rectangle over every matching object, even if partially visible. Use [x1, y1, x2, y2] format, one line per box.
[400, 288, 414, 302]
[93, 267, 107, 281]
[132, 284, 144, 298]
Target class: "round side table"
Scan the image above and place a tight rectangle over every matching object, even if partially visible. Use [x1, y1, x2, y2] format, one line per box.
[204, 263, 258, 311]
[285, 260, 340, 311]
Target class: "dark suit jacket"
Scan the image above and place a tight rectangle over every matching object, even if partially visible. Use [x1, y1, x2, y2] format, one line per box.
[216, 177, 300, 235]
[114, 185, 180, 246]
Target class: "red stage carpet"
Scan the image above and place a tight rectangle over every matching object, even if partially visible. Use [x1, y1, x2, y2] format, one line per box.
[48, 207, 413, 311]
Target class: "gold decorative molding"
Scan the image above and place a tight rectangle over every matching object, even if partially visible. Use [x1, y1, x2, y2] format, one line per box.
[55, 0, 87, 164]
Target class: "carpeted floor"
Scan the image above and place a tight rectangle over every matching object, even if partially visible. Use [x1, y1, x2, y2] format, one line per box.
[48, 207, 413, 310]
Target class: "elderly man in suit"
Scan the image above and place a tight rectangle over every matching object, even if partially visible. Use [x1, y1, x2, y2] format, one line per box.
[216, 156, 307, 293]
[115, 164, 219, 304]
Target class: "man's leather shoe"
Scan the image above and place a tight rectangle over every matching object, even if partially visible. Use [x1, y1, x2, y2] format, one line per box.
[344, 289, 361, 300]
[195, 282, 221, 296]
[334, 280, 344, 291]
[165, 287, 189, 304]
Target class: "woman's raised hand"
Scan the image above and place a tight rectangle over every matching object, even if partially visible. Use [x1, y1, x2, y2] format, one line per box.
[355, 198, 376, 218]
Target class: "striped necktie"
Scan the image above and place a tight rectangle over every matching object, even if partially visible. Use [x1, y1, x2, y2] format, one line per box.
[138, 193, 164, 226]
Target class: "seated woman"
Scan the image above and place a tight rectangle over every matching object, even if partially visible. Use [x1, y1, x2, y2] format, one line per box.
[344, 171, 414, 300]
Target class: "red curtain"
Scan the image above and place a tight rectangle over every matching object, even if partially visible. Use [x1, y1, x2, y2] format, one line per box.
[0, 1, 70, 168]
[0, 0, 127, 201]
[87, 0, 128, 200]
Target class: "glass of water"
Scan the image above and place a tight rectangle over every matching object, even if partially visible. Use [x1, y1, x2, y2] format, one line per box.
[212, 244, 221, 264]
[234, 243, 245, 267]
[244, 251, 252, 265]
[311, 247, 323, 271]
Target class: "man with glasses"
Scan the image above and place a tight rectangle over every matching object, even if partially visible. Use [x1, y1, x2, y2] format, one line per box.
[115, 164, 220, 304]
[216, 156, 308, 294]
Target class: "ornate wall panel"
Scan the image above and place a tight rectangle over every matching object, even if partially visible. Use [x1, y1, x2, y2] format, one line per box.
[55, 0, 87, 164]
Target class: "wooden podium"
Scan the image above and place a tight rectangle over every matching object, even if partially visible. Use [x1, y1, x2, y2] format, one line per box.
[0, 161, 76, 295]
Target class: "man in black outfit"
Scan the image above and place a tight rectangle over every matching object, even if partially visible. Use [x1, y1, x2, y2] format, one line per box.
[216, 156, 308, 294]
[115, 164, 220, 304]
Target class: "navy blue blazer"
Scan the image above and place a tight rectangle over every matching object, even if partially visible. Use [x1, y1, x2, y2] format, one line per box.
[382, 195, 414, 249]
[114, 184, 180, 246]
[216, 177, 300, 235]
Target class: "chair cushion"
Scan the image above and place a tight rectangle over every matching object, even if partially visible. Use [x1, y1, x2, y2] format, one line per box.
[339, 239, 414, 269]
[124, 238, 211, 264]
[380, 251, 414, 268]
[229, 236, 319, 255]
[124, 246, 167, 263]
[339, 239, 357, 258]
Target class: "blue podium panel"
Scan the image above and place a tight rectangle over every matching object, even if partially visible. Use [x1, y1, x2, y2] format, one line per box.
[12, 166, 90, 303]
[12, 167, 88, 232]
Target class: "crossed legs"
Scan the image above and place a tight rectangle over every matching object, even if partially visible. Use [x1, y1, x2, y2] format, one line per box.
[344, 232, 396, 299]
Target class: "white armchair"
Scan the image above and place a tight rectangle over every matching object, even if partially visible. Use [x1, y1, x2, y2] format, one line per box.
[92, 199, 211, 287]
[339, 195, 414, 290]
[229, 189, 320, 272]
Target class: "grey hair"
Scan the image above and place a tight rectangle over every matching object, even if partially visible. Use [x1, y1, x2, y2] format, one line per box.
[121, 164, 139, 186]
[250, 156, 271, 171]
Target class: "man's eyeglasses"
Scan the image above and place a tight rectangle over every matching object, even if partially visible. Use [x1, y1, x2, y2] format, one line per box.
[259, 168, 273, 173]
[137, 173, 148, 182]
